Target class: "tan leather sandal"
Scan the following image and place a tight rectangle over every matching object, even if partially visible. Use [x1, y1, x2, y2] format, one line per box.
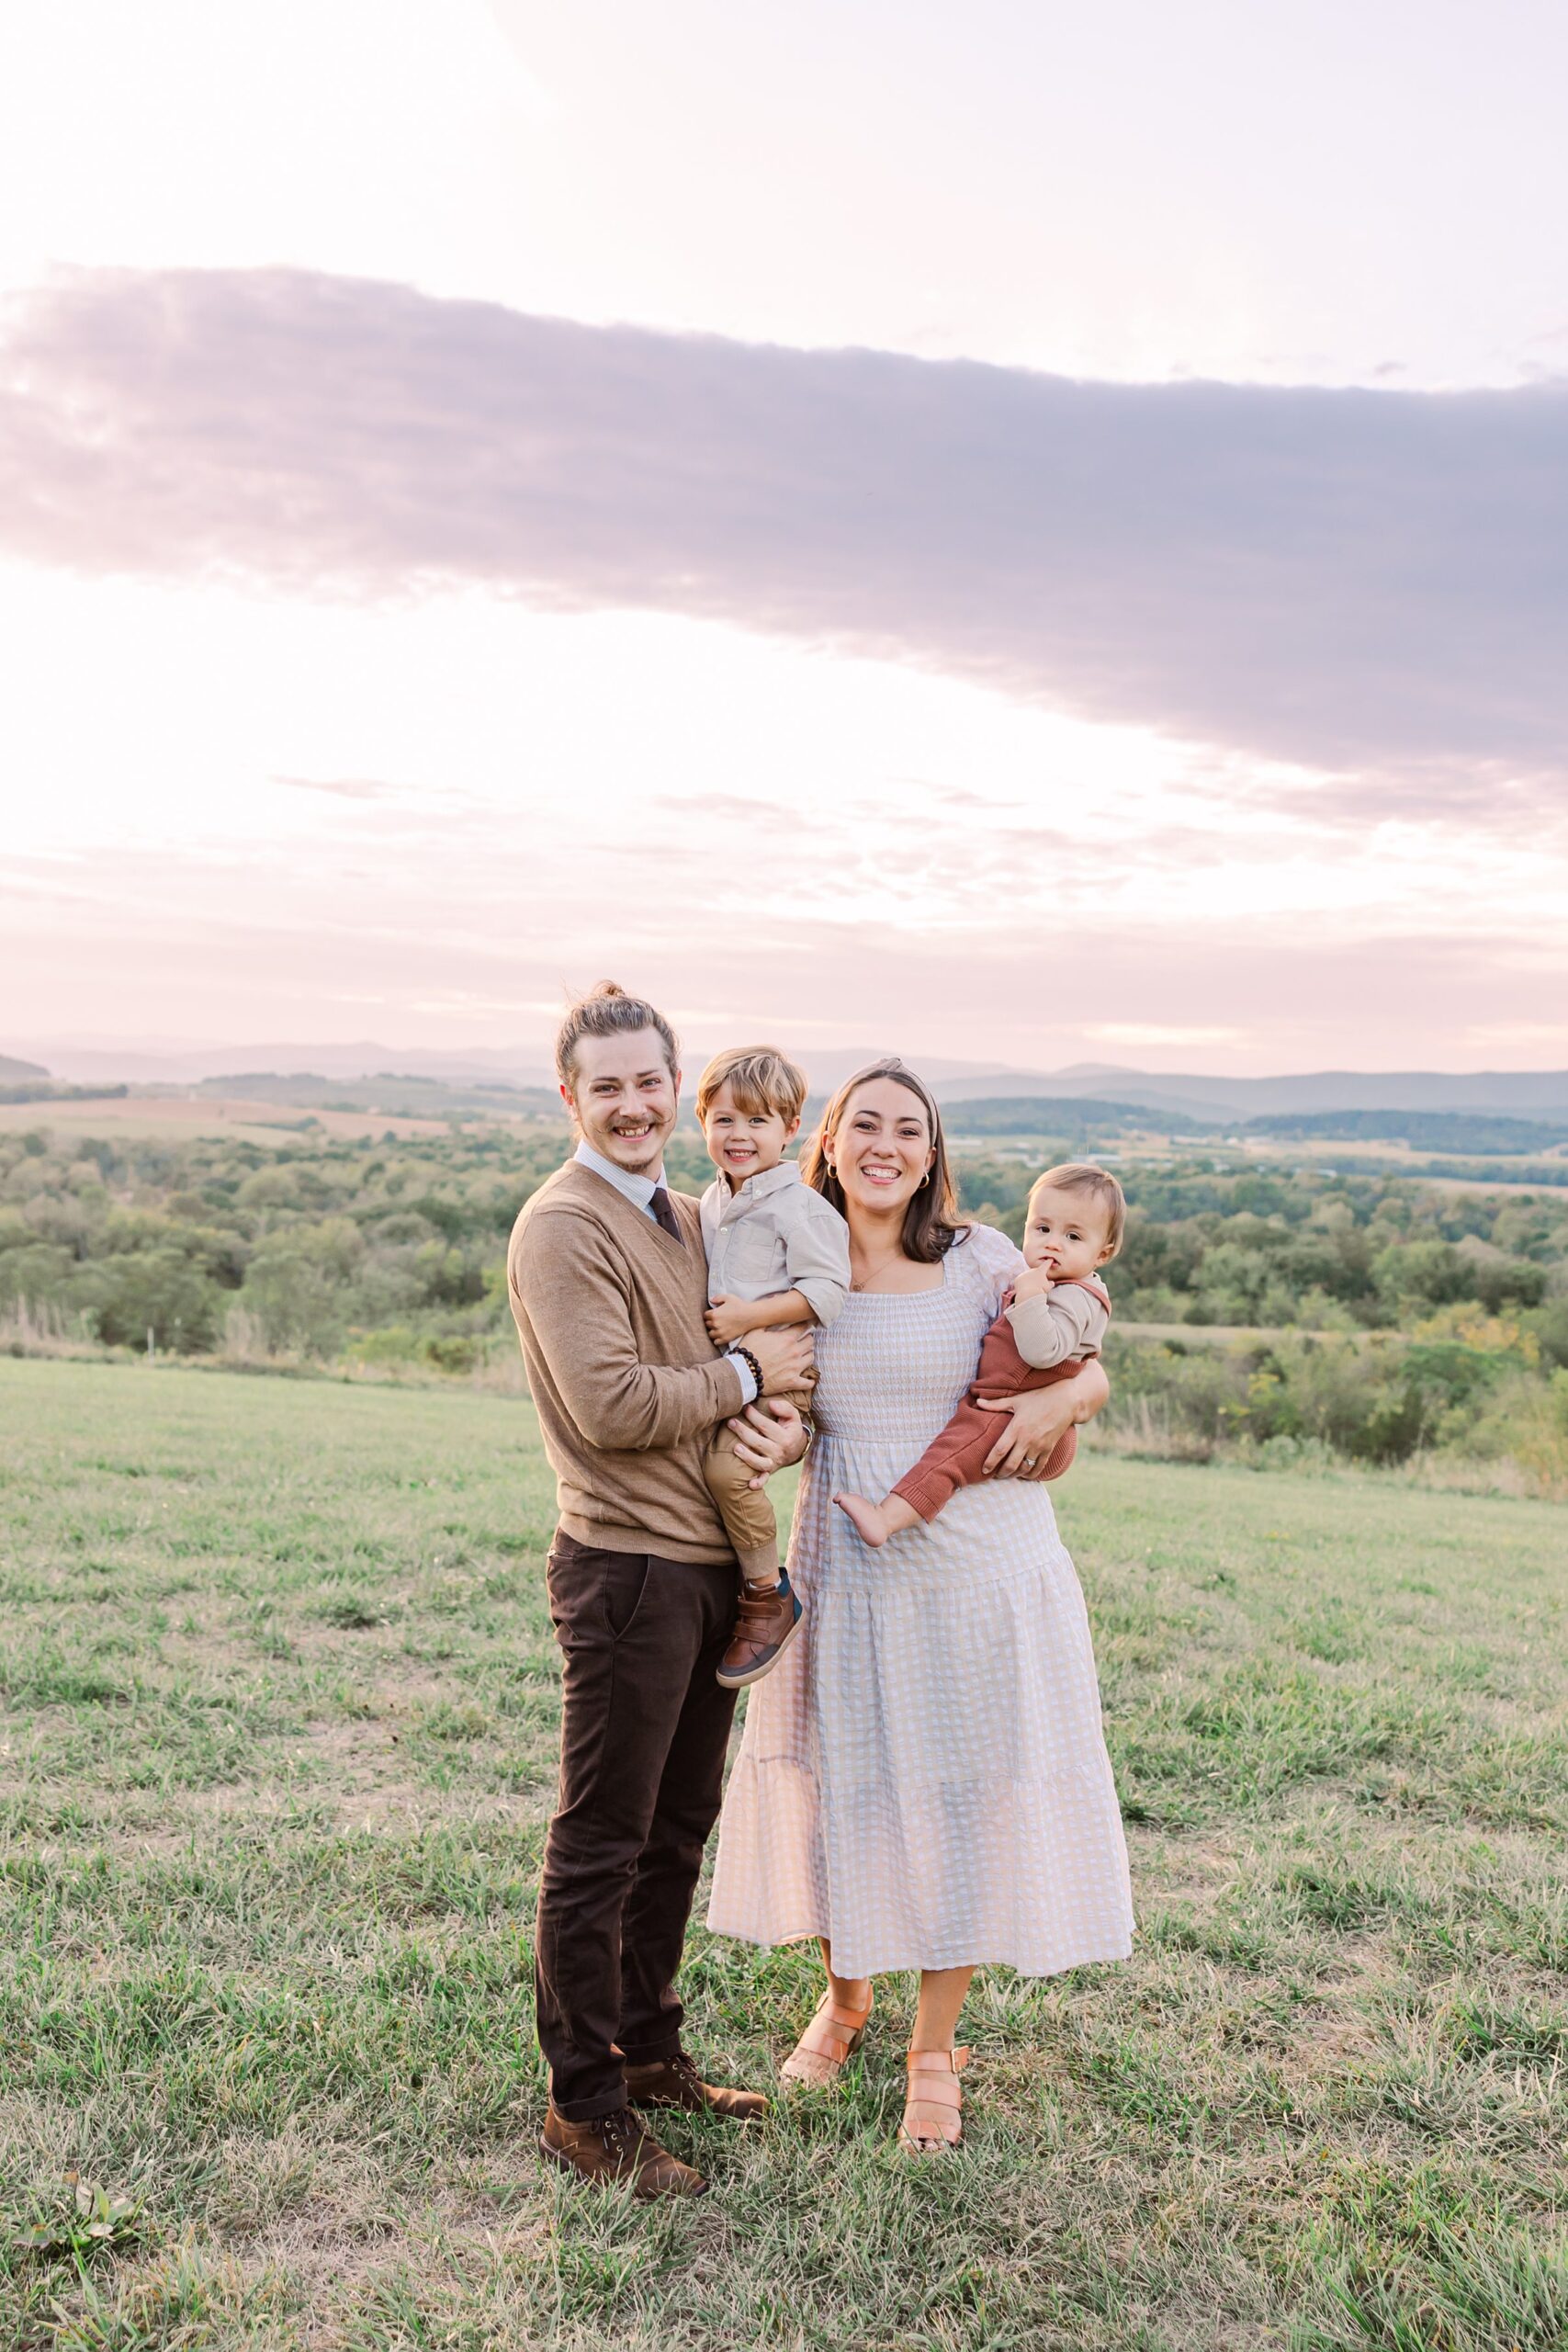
[779, 1988, 874, 2087]
[897, 2045, 970, 2154]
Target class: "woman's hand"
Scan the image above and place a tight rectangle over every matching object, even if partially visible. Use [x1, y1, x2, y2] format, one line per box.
[726, 1396, 809, 1489]
[976, 1360, 1110, 1479]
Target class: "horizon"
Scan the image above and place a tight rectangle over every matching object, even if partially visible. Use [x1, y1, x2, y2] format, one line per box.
[8, 1031, 1568, 1093]
[4, 4, 1565, 1071]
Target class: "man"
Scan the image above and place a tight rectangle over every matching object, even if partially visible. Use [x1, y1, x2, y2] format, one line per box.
[508, 981, 811, 2199]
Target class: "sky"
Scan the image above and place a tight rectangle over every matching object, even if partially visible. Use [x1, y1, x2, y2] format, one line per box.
[1, 0, 1564, 1080]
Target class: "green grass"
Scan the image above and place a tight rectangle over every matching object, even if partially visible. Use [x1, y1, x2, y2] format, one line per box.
[1, 1360, 1564, 2350]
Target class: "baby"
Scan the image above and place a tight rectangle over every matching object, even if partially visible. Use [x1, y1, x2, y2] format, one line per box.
[697, 1046, 852, 1690]
[835, 1161, 1122, 1547]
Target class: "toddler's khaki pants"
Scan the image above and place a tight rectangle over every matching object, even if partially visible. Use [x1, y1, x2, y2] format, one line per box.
[704, 1376, 817, 1583]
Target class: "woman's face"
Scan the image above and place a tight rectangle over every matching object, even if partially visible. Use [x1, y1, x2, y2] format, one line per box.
[828, 1077, 936, 1217]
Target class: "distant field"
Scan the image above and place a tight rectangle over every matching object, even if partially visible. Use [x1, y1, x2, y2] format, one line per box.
[1115, 1319, 1295, 1348]
[1235, 1135, 1568, 1186]
[0, 1097, 452, 1145]
[1, 1362, 1565, 2349]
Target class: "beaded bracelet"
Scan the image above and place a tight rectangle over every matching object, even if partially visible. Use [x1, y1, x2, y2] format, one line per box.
[729, 1344, 764, 1400]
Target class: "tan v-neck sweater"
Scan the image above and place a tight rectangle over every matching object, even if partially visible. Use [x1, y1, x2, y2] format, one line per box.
[506, 1159, 746, 1564]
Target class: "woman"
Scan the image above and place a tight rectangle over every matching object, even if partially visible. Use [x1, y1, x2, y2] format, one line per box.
[708, 1060, 1134, 2154]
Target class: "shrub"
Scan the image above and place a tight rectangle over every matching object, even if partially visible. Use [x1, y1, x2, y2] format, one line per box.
[239, 1247, 344, 1357]
[1372, 1238, 1472, 1315]
[1477, 1368, 1568, 1499]
[1103, 1339, 1255, 1453]
[344, 1325, 422, 1368]
[1527, 1297, 1568, 1370]
[1103, 1330, 1524, 1470]
[1252, 1433, 1337, 1475]
[0, 1240, 75, 1317]
[422, 1333, 481, 1375]
[74, 1248, 221, 1352]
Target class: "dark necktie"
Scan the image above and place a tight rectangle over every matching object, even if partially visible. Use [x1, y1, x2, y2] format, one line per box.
[649, 1185, 683, 1245]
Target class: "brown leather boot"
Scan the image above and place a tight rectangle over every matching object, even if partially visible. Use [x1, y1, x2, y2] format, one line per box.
[716, 1570, 802, 1690]
[624, 2049, 769, 2120]
[539, 2103, 707, 2198]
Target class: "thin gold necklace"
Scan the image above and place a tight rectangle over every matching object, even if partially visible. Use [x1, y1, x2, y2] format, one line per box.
[850, 1249, 905, 1293]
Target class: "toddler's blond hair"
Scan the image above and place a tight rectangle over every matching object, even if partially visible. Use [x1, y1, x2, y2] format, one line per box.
[695, 1045, 808, 1126]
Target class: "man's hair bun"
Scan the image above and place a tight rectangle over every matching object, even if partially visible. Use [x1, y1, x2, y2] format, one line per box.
[556, 982, 679, 1086]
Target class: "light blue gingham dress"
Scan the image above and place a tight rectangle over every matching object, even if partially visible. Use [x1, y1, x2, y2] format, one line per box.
[708, 1222, 1134, 1979]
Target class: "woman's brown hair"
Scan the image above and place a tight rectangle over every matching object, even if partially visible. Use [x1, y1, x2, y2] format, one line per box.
[800, 1057, 968, 1264]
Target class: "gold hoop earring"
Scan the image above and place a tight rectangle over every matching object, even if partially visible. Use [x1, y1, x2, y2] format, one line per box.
[919, 1170, 931, 1190]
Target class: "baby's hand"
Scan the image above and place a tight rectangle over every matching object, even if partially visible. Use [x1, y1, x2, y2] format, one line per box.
[1010, 1264, 1054, 1303]
[705, 1294, 757, 1346]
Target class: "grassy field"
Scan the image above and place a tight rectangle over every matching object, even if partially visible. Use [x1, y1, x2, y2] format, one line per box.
[1, 1361, 1565, 2351]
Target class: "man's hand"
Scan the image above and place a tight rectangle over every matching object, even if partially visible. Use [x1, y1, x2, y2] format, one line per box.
[1009, 1264, 1053, 1304]
[739, 1323, 815, 1396]
[727, 1396, 810, 1488]
[706, 1293, 761, 1346]
[976, 1359, 1110, 1478]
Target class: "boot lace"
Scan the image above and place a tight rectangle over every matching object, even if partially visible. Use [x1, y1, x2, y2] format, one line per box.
[666, 2051, 705, 2094]
[596, 2107, 639, 2157]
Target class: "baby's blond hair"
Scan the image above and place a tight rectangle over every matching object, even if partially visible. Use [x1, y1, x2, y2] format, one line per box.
[695, 1044, 808, 1126]
[1029, 1162, 1125, 1257]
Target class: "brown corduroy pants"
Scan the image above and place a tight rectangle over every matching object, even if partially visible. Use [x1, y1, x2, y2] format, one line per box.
[534, 1529, 739, 2120]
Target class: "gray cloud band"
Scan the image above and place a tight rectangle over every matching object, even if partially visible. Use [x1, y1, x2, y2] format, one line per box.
[2, 266, 1564, 776]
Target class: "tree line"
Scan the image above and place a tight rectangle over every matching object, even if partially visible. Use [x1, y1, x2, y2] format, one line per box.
[3, 1121, 1564, 1492]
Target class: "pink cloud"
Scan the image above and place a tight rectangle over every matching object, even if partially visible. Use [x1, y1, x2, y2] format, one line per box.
[2, 265, 1565, 800]
[270, 774, 398, 801]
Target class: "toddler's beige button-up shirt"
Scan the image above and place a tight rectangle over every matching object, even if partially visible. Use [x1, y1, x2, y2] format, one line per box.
[698, 1161, 851, 1326]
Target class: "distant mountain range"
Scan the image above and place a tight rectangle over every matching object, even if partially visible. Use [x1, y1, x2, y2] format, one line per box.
[925, 1061, 1568, 1120]
[891, 1098, 1566, 1154]
[8, 1039, 1568, 1119]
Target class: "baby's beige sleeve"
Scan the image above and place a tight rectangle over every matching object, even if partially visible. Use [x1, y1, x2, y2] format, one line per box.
[1006, 1286, 1107, 1369]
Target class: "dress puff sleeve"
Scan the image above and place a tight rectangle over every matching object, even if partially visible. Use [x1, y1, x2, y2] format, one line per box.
[955, 1221, 1028, 1319]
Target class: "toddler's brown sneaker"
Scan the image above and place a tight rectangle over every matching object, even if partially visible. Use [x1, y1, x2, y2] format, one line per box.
[716, 1569, 802, 1690]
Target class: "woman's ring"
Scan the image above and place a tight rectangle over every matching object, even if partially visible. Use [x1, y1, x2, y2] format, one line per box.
[1023, 1454, 1038, 1467]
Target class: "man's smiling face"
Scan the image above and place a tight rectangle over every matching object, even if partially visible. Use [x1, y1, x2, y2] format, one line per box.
[562, 1026, 681, 1178]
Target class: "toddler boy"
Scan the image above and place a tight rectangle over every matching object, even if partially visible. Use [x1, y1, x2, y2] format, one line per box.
[697, 1046, 851, 1689]
[835, 1162, 1122, 1546]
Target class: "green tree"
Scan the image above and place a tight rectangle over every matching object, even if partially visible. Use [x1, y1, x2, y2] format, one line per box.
[75, 1248, 220, 1351]
[239, 1246, 345, 1357]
